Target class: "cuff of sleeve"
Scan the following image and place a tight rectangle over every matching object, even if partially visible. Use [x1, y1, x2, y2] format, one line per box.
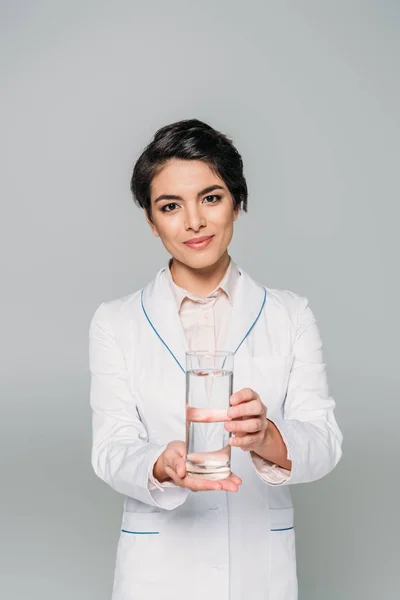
[250, 416, 296, 486]
[251, 451, 292, 485]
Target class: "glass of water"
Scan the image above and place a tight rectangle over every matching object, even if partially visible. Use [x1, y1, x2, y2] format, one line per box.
[185, 350, 234, 480]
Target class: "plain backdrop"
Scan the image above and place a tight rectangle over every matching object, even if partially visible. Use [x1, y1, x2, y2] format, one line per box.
[1, 1, 399, 599]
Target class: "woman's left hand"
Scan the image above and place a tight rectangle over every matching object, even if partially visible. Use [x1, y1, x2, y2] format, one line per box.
[225, 388, 268, 452]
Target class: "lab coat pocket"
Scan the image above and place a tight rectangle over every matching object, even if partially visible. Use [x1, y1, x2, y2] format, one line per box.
[112, 510, 204, 599]
[269, 527, 298, 600]
[113, 511, 167, 596]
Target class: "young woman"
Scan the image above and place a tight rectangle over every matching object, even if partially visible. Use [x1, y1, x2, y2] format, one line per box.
[89, 119, 343, 600]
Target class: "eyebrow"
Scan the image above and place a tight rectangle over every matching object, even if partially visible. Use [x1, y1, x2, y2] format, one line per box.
[154, 185, 225, 204]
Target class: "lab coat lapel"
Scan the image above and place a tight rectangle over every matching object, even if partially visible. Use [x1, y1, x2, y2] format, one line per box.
[226, 266, 266, 356]
[141, 266, 188, 373]
[141, 264, 266, 372]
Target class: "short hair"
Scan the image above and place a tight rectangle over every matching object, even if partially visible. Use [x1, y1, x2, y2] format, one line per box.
[130, 118, 248, 219]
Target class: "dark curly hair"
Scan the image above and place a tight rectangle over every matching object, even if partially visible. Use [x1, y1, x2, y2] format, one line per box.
[130, 118, 248, 220]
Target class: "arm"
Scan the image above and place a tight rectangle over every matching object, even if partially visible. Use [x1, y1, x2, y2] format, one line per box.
[252, 296, 343, 485]
[257, 419, 292, 470]
[89, 301, 189, 510]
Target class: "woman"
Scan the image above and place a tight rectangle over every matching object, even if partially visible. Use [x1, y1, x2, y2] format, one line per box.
[89, 119, 343, 600]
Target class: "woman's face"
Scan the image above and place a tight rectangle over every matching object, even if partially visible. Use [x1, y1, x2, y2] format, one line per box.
[147, 159, 239, 270]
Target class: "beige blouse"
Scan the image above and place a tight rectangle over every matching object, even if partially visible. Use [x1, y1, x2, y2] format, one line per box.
[166, 257, 240, 353]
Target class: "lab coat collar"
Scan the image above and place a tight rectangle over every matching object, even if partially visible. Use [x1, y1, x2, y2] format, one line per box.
[141, 263, 266, 373]
[165, 257, 241, 309]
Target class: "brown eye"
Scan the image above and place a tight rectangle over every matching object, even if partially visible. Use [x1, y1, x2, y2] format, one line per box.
[203, 195, 222, 204]
[160, 203, 179, 213]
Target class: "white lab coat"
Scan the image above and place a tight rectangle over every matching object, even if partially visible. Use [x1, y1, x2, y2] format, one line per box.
[89, 264, 342, 600]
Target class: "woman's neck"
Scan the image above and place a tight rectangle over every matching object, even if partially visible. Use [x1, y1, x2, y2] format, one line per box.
[170, 252, 231, 297]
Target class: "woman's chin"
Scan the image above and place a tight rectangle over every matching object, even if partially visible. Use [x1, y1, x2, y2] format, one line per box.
[175, 250, 228, 271]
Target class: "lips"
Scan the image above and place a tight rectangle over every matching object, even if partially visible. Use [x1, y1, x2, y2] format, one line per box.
[184, 235, 214, 249]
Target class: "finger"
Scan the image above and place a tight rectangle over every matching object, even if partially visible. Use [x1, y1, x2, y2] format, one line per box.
[225, 417, 263, 434]
[189, 475, 239, 492]
[166, 453, 186, 479]
[229, 388, 256, 408]
[176, 462, 186, 479]
[173, 442, 187, 458]
[229, 433, 263, 448]
[165, 465, 184, 487]
[175, 455, 187, 479]
[228, 399, 263, 419]
[219, 479, 239, 492]
[229, 474, 243, 485]
[219, 473, 243, 491]
[185, 477, 223, 492]
[184, 474, 242, 492]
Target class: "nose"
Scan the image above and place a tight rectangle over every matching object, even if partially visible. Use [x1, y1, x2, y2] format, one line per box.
[184, 204, 206, 232]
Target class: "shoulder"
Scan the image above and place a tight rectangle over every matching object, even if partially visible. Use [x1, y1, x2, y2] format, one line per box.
[89, 288, 143, 334]
[88, 265, 170, 340]
[262, 285, 319, 341]
[237, 264, 311, 324]
[265, 286, 308, 315]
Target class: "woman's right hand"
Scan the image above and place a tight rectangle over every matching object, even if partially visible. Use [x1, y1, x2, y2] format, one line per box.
[153, 441, 242, 492]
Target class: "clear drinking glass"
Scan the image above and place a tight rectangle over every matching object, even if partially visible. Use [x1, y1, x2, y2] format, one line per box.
[185, 350, 234, 480]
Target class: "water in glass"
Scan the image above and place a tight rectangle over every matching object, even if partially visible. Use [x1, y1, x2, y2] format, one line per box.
[186, 367, 233, 479]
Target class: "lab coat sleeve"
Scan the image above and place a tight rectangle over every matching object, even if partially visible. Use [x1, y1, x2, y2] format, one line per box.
[89, 302, 190, 510]
[252, 296, 343, 486]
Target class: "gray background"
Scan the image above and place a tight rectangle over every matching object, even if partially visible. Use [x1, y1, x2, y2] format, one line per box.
[1, 1, 399, 598]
